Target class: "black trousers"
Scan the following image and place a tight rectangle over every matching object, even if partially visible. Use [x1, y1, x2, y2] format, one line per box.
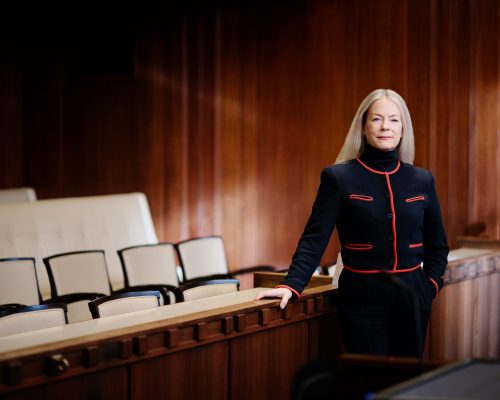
[338, 268, 435, 357]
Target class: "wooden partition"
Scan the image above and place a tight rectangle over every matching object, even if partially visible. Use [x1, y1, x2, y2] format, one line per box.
[3, 256, 497, 398]
[254, 248, 500, 363]
[428, 250, 500, 360]
[0, 286, 340, 400]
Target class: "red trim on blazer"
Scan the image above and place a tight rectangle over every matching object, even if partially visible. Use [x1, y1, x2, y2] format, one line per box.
[349, 194, 374, 202]
[342, 263, 422, 274]
[344, 243, 373, 250]
[384, 173, 398, 271]
[356, 158, 401, 175]
[409, 243, 423, 248]
[428, 276, 439, 297]
[275, 284, 301, 299]
[405, 196, 425, 203]
[355, 158, 400, 271]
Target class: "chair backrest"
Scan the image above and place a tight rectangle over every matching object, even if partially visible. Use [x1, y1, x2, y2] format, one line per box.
[43, 250, 112, 298]
[0, 257, 41, 307]
[0, 187, 37, 204]
[88, 291, 161, 318]
[118, 243, 179, 287]
[66, 299, 97, 324]
[326, 252, 343, 288]
[0, 304, 67, 337]
[292, 359, 340, 400]
[0, 192, 158, 300]
[176, 236, 228, 281]
[177, 279, 240, 302]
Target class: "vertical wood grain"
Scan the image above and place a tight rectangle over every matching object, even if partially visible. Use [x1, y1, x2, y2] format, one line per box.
[131, 341, 228, 400]
[0, 0, 498, 273]
[470, 0, 500, 239]
[0, 55, 23, 187]
[229, 321, 309, 400]
[2, 366, 128, 400]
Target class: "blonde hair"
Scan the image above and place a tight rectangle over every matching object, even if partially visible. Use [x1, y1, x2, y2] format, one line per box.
[335, 89, 414, 164]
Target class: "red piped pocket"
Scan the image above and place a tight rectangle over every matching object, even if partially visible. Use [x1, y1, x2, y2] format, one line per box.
[349, 194, 373, 202]
[344, 243, 373, 250]
[405, 196, 425, 203]
[409, 243, 423, 248]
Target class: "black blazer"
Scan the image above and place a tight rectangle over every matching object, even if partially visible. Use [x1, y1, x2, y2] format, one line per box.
[279, 158, 449, 297]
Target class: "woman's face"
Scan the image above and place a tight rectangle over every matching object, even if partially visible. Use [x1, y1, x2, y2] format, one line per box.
[364, 98, 402, 151]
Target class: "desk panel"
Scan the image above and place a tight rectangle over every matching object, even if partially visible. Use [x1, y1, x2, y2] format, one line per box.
[2, 367, 127, 400]
[230, 322, 308, 400]
[131, 342, 228, 400]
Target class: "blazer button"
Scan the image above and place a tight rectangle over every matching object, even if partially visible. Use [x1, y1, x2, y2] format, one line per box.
[389, 259, 394, 264]
[388, 213, 393, 218]
[388, 235, 393, 241]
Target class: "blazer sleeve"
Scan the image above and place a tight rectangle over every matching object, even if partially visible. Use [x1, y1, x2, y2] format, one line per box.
[422, 172, 449, 295]
[278, 167, 340, 296]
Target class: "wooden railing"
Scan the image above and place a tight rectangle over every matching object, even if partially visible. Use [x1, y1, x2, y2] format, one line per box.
[0, 286, 340, 400]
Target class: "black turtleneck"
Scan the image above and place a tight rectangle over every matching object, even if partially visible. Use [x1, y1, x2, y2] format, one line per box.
[359, 143, 398, 172]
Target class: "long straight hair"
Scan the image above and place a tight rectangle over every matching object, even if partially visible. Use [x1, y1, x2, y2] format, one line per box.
[335, 89, 415, 164]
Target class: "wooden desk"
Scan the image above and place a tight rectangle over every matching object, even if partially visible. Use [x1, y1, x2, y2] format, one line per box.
[0, 286, 340, 400]
[254, 271, 334, 289]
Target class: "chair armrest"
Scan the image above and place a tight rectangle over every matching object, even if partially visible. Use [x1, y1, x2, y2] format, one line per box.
[42, 292, 105, 305]
[0, 303, 27, 311]
[113, 285, 177, 305]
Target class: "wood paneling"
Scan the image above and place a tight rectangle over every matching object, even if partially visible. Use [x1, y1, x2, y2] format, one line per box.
[428, 251, 500, 360]
[0, 48, 23, 187]
[0, 0, 499, 271]
[131, 342, 229, 400]
[470, 0, 500, 240]
[3, 367, 127, 400]
[230, 322, 309, 400]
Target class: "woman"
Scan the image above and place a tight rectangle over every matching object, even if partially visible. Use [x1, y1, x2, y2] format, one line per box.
[257, 89, 449, 357]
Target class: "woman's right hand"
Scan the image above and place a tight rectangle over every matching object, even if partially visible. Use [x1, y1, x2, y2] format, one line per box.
[255, 287, 293, 309]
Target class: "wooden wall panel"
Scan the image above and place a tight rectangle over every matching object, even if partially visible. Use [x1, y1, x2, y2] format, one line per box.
[216, 1, 247, 267]
[3, 366, 128, 400]
[0, 52, 23, 187]
[134, 8, 186, 242]
[426, 0, 473, 247]
[254, 1, 315, 267]
[131, 341, 228, 400]
[229, 322, 309, 400]
[0, 0, 499, 272]
[470, 0, 500, 239]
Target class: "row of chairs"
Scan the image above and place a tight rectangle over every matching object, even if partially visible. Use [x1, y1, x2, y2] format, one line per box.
[0, 280, 241, 337]
[0, 275, 241, 337]
[1, 236, 271, 328]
